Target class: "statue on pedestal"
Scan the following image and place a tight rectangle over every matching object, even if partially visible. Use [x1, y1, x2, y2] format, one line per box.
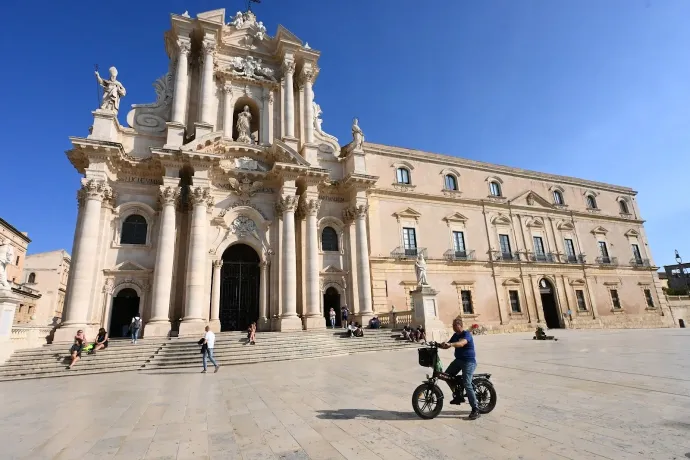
[95, 66, 126, 113]
[0, 239, 15, 291]
[236, 105, 253, 143]
[415, 253, 428, 287]
[351, 117, 364, 150]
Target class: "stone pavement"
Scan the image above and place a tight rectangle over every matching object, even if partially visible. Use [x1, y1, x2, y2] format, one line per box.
[1, 329, 689, 460]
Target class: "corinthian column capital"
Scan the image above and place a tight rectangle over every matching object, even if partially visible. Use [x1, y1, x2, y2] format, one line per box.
[177, 37, 191, 56]
[80, 179, 113, 202]
[202, 37, 216, 55]
[190, 187, 212, 207]
[343, 204, 368, 222]
[300, 199, 320, 217]
[158, 186, 180, 207]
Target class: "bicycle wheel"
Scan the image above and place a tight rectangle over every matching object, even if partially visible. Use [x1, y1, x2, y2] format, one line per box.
[473, 378, 497, 414]
[411, 383, 444, 419]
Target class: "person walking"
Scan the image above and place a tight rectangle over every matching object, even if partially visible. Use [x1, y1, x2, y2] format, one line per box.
[440, 317, 480, 420]
[130, 313, 142, 344]
[202, 325, 220, 373]
[341, 305, 349, 328]
[329, 308, 336, 328]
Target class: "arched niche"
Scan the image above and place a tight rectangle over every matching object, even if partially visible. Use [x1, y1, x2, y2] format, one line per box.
[233, 97, 261, 143]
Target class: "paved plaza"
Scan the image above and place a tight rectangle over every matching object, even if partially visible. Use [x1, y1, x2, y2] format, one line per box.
[1, 329, 689, 460]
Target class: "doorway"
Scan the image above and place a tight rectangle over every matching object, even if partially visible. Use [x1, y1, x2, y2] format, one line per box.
[220, 243, 260, 331]
[323, 287, 341, 328]
[109, 288, 140, 338]
[680, 319, 686, 328]
[539, 278, 562, 329]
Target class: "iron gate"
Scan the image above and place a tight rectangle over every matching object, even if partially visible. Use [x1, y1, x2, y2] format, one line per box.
[219, 259, 260, 331]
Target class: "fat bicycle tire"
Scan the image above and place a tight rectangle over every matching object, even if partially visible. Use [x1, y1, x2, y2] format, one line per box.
[411, 383, 444, 419]
[473, 378, 497, 414]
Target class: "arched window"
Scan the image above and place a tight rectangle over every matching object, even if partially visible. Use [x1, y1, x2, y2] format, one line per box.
[553, 190, 564, 205]
[321, 226, 339, 251]
[396, 168, 411, 185]
[28, 272, 36, 284]
[489, 181, 502, 197]
[586, 195, 597, 209]
[444, 174, 458, 191]
[120, 214, 148, 245]
[619, 200, 629, 214]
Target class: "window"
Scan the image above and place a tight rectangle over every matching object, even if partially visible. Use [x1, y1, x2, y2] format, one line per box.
[631, 244, 642, 264]
[120, 214, 148, 245]
[619, 200, 629, 214]
[533, 236, 545, 257]
[396, 168, 411, 185]
[461, 290, 473, 314]
[575, 290, 587, 311]
[644, 289, 655, 308]
[586, 195, 597, 209]
[15, 256, 20, 265]
[444, 174, 458, 191]
[489, 181, 502, 197]
[402, 227, 417, 256]
[452, 231, 466, 257]
[28, 273, 36, 284]
[509, 290, 521, 313]
[564, 238, 576, 262]
[610, 289, 621, 309]
[321, 226, 339, 251]
[598, 241, 610, 263]
[499, 234, 512, 257]
[553, 190, 564, 205]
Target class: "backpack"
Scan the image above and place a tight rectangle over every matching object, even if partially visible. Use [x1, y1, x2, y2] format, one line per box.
[133, 317, 142, 329]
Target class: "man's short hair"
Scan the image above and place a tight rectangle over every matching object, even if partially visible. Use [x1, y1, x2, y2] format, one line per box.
[453, 317, 463, 326]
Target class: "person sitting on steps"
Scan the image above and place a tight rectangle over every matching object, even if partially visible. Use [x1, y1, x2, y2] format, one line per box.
[402, 324, 412, 341]
[90, 328, 109, 354]
[68, 330, 86, 369]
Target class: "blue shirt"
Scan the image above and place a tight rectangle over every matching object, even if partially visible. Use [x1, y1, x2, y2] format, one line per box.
[449, 330, 476, 363]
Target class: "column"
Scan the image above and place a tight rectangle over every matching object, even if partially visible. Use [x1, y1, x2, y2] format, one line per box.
[348, 204, 373, 318]
[282, 60, 295, 138]
[261, 87, 271, 144]
[145, 186, 180, 336]
[302, 70, 315, 144]
[278, 195, 302, 330]
[199, 37, 216, 126]
[222, 84, 234, 138]
[267, 91, 274, 142]
[259, 261, 268, 320]
[179, 187, 212, 335]
[172, 38, 191, 124]
[302, 198, 323, 328]
[56, 180, 111, 340]
[210, 259, 222, 331]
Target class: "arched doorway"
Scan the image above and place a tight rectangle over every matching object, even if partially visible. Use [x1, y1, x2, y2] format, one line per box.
[539, 278, 562, 329]
[220, 243, 260, 331]
[323, 287, 341, 327]
[110, 288, 140, 338]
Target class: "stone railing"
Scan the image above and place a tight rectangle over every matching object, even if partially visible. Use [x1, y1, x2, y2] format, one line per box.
[381, 310, 414, 329]
[10, 325, 54, 346]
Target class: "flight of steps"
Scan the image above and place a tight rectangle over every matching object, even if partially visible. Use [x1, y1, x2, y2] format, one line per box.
[0, 329, 418, 381]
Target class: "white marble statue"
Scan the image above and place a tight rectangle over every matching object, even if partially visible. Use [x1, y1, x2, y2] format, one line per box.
[230, 11, 245, 27]
[0, 239, 15, 291]
[95, 66, 126, 112]
[236, 105, 252, 143]
[352, 117, 364, 150]
[415, 253, 428, 287]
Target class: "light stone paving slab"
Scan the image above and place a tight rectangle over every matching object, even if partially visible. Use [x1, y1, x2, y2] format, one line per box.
[1, 329, 689, 459]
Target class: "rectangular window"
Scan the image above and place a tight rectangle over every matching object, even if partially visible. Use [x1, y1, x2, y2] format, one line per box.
[499, 234, 512, 258]
[509, 290, 521, 313]
[564, 238, 576, 261]
[644, 289, 655, 308]
[402, 227, 417, 256]
[384, 280, 388, 297]
[610, 289, 621, 309]
[575, 290, 587, 311]
[631, 244, 642, 264]
[453, 231, 466, 256]
[461, 290, 473, 314]
[598, 241, 610, 263]
[533, 236, 545, 256]
[15, 256, 19, 266]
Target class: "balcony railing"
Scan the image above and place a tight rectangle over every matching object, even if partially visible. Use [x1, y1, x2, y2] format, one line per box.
[527, 252, 557, 263]
[562, 253, 586, 264]
[491, 251, 522, 262]
[443, 249, 476, 262]
[391, 247, 427, 259]
[630, 258, 651, 268]
[595, 256, 618, 266]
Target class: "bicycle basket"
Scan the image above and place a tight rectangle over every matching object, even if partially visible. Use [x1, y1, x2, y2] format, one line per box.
[418, 347, 437, 368]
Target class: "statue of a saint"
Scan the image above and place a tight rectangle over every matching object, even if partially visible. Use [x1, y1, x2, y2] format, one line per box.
[95, 66, 126, 113]
[415, 253, 428, 286]
[0, 239, 15, 291]
[351, 117, 364, 150]
[236, 105, 252, 143]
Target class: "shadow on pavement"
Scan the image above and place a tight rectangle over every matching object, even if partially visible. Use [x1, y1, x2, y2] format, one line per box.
[315, 409, 467, 420]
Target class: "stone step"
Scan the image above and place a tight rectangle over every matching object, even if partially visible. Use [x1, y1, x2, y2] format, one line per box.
[0, 351, 162, 371]
[0, 364, 145, 382]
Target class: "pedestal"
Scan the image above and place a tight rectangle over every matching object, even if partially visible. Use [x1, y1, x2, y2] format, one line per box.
[89, 109, 119, 141]
[282, 136, 299, 153]
[143, 321, 171, 338]
[302, 315, 326, 330]
[194, 121, 213, 139]
[177, 319, 207, 337]
[164, 121, 185, 148]
[277, 316, 303, 332]
[259, 317, 271, 332]
[0, 291, 19, 342]
[410, 285, 449, 342]
[208, 319, 221, 333]
[354, 313, 374, 327]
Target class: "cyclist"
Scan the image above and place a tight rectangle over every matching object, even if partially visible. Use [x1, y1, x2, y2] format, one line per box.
[439, 317, 479, 420]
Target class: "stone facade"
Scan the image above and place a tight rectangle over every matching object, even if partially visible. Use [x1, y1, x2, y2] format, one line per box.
[54, 8, 672, 341]
[0, 218, 41, 323]
[22, 250, 70, 325]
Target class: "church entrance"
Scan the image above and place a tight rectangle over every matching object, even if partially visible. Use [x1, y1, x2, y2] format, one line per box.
[220, 244, 260, 332]
[109, 288, 140, 338]
[539, 278, 562, 329]
[323, 287, 341, 327]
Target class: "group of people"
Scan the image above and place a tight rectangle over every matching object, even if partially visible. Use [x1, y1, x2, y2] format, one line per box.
[401, 324, 427, 343]
[66, 313, 143, 369]
[345, 321, 364, 337]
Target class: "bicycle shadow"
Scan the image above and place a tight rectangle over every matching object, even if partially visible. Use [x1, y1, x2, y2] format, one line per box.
[315, 409, 468, 421]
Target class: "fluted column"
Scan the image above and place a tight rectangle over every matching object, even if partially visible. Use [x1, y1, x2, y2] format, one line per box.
[301, 69, 315, 144]
[210, 259, 222, 331]
[222, 84, 234, 138]
[172, 38, 191, 124]
[180, 187, 213, 335]
[199, 37, 216, 126]
[277, 195, 302, 330]
[259, 261, 268, 321]
[145, 186, 180, 336]
[302, 199, 322, 328]
[347, 205, 373, 317]
[282, 60, 295, 138]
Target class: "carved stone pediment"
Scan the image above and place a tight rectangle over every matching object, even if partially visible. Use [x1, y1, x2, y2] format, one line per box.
[509, 190, 554, 209]
[104, 260, 153, 275]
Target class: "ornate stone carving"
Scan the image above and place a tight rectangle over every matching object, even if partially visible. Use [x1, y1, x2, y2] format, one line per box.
[190, 187, 212, 207]
[231, 216, 258, 238]
[103, 278, 114, 295]
[177, 38, 191, 55]
[236, 105, 253, 143]
[222, 82, 233, 94]
[0, 238, 15, 291]
[202, 38, 216, 55]
[219, 200, 268, 220]
[225, 56, 276, 82]
[277, 195, 298, 214]
[126, 60, 175, 134]
[282, 60, 296, 75]
[351, 118, 364, 150]
[343, 204, 368, 221]
[415, 253, 429, 287]
[95, 66, 126, 113]
[158, 186, 180, 207]
[313, 102, 323, 131]
[213, 259, 223, 269]
[228, 10, 268, 47]
[81, 180, 113, 202]
[227, 176, 264, 198]
[300, 199, 321, 217]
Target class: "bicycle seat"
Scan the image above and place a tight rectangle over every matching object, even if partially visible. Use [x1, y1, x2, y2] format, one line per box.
[474, 373, 491, 379]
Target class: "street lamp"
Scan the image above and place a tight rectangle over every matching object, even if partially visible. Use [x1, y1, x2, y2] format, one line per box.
[674, 249, 690, 295]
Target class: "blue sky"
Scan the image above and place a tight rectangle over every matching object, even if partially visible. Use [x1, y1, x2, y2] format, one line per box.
[1, 0, 688, 266]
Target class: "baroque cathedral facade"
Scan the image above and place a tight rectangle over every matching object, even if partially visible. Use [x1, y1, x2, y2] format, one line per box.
[54, 8, 671, 341]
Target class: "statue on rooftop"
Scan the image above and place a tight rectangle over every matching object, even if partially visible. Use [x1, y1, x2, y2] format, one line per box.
[95, 66, 126, 113]
[351, 117, 364, 151]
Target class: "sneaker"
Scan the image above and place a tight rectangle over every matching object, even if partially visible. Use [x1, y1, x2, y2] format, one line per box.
[468, 409, 480, 420]
[214, 366, 220, 373]
[201, 370, 207, 373]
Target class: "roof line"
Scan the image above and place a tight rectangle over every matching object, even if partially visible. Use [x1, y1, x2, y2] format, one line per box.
[0, 218, 31, 243]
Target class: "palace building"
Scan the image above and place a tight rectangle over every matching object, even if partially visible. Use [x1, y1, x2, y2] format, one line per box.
[54, 7, 671, 341]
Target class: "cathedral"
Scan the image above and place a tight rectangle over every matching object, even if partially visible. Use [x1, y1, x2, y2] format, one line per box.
[54, 7, 671, 341]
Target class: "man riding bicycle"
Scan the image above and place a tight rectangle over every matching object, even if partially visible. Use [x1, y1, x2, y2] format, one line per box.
[439, 317, 479, 420]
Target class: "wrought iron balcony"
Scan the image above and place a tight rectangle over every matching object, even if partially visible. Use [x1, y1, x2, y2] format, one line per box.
[562, 253, 586, 264]
[595, 256, 618, 266]
[491, 251, 521, 262]
[630, 258, 651, 268]
[391, 247, 427, 260]
[527, 252, 557, 263]
[443, 249, 476, 262]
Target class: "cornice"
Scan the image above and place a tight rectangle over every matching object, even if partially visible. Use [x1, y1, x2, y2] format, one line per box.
[364, 142, 637, 195]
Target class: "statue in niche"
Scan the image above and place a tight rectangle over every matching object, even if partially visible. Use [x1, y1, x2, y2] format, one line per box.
[351, 117, 364, 150]
[415, 253, 428, 287]
[95, 66, 126, 113]
[236, 105, 253, 143]
[0, 239, 15, 291]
